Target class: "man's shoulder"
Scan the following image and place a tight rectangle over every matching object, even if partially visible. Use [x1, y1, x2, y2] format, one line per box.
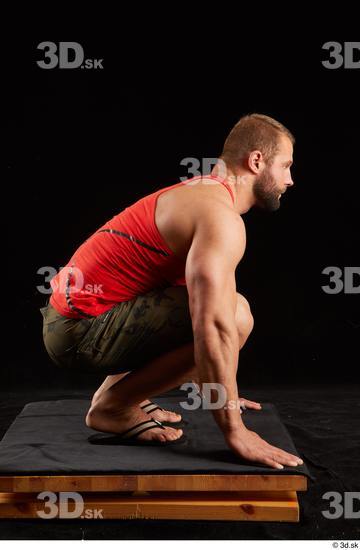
[185, 194, 246, 269]
[155, 178, 244, 261]
[191, 192, 244, 230]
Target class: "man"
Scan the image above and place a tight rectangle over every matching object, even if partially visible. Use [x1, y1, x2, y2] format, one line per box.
[41, 113, 303, 469]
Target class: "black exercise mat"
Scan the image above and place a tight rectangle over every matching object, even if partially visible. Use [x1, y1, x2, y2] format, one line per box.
[0, 398, 313, 479]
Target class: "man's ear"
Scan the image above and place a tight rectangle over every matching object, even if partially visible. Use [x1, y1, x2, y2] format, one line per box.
[247, 150, 264, 174]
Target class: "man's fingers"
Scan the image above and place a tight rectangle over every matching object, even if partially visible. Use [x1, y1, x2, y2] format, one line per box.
[279, 451, 303, 465]
[277, 456, 301, 467]
[268, 447, 303, 466]
[262, 457, 285, 470]
[251, 434, 303, 466]
[261, 451, 299, 469]
[240, 399, 262, 409]
[246, 401, 261, 408]
[257, 439, 303, 466]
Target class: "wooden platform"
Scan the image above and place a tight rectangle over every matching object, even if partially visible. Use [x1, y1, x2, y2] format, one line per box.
[0, 474, 307, 521]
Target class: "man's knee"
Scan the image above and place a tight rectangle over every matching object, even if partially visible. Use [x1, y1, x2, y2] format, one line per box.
[235, 292, 254, 339]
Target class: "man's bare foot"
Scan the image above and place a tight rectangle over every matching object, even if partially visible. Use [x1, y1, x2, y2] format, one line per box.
[85, 403, 183, 443]
[91, 393, 182, 424]
[140, 399, 182, 423]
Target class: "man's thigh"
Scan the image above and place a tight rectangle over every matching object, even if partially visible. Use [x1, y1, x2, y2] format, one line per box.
[74, 285, 194, 374]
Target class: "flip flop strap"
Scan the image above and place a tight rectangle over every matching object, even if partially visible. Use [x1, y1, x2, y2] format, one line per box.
[141, 402, 164, 414]
[118, 418, 165, 439]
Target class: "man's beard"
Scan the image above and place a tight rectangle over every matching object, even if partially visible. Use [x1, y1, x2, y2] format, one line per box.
[253, 167, 281, 212]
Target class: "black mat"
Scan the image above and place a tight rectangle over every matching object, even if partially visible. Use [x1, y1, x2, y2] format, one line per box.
[1, 387, 360, 539]
[0, 397, 312, 478]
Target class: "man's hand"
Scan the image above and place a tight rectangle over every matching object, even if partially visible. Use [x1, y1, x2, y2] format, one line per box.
[225, 427, 303, 470]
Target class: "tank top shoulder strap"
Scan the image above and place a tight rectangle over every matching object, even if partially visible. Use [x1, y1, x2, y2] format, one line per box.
[196, 175, 235, 205]
[155, 176, 235, 206]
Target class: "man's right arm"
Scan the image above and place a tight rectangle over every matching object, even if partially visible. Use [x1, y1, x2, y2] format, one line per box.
[185, 205, 246, 435]
[185, 204, 304, 470]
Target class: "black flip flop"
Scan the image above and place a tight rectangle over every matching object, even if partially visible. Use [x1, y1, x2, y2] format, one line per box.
[88, 417, 187, 446]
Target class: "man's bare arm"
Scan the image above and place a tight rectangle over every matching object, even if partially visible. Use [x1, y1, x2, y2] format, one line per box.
[185, 205, 246, 434]
[185, 203, 303, 469]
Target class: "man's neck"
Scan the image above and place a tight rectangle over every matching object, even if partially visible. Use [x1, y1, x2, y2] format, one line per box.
[210, 166, 255, 215]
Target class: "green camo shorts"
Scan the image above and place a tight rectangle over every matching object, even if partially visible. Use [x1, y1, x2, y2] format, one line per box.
[40, 286, 194, 375]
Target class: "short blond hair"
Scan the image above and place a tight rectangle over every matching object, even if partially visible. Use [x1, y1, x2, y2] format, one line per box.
[220, 113, 295, 169]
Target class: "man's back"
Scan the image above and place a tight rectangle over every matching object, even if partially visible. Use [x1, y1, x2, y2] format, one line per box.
[49, 175, 243, 319]
[155, 176, 242, 262]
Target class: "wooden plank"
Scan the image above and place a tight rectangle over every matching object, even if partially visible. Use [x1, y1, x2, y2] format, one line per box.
[0, 491, 300, 522]
[0, 474, 307, 493]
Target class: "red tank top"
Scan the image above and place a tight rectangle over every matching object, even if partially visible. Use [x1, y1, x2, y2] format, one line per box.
[49, 175, 235, 318]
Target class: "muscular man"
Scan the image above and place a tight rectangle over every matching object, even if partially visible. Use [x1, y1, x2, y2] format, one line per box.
[41, 113, 303, 469]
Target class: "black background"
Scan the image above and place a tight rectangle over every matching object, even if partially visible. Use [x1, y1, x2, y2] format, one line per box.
[4, 31, 360, 390]
[1, 22, 360, 542]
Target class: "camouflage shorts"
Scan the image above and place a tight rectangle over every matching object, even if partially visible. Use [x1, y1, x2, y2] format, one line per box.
[40, 286, 194, 375]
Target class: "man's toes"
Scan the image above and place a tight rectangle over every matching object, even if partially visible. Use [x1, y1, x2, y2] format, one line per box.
[162, 427, 182, 441]
[169, 411, 182, 421]
[160, 410, 182, 422]
[172, 428, 183, 439]
[165, 409, 181, 418]
[148, 406, 182, 423]
[148, 425, 183, 442]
